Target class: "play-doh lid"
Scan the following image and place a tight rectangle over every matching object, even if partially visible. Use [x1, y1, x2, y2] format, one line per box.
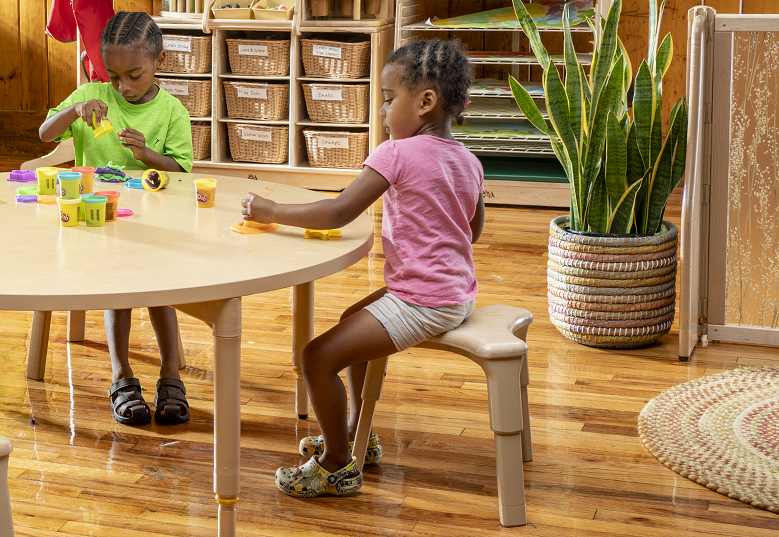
[82, 195, 108, 204]
[57, 171, 83, 181]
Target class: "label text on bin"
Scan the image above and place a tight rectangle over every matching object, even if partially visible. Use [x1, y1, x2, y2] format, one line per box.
[238, 44, 269, 56]
[317, 136, 348, 149]
[237, 86, 268, 99]
[242, 129, 273, 142]
[312, 45, 342, 59]
[312, 88, 342, 101]
[161, 83, 189, 96]
[163, 39, 191, 53]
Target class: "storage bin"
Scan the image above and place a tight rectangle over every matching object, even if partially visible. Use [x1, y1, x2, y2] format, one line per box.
[301, 38, 371, 78]
[212, 1, 256, 19]
[159, 34, 212, 74]
[226, 38, 291, 76]
[192, 123, 211, 161]
[157, 78, 212, 117]
[228, 123, 289, 164]
[302, 83, 369, 123]
[223, 81, 289, 120]
[303, 129, 368, 168]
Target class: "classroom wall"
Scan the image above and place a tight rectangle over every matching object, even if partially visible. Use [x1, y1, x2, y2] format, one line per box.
[0, 0, 777, 153]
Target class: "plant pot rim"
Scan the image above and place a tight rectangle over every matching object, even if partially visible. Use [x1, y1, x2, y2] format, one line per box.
[549, 215, 678, 249]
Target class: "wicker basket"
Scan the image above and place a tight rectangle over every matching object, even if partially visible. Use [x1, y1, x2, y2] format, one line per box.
[546, 215, 678, 348]
[227, 123, 289, 164]
[159, 35, 212, 74]
[301, 39, 371, 79]
[226, 38, 291, 76]
[302, 84, 369, 123]
[223, 81, 289, 121]
[157, 78, 212, 117]
[192, 124, 211, 161]
[303, 129, 368, 169]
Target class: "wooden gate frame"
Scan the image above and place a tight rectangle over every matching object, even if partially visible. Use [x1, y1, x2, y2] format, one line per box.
[680, 7, 779, 360]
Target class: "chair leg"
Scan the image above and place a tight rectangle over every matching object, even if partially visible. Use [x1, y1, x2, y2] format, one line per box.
[520, 355, 532, 462]
[494, 432, 527, 526]
[67, 310, 86, 342]
[27, 311, 52, 381]
[352, 356, 388, 472]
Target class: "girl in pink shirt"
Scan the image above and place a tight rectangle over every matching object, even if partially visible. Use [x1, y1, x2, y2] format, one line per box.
[241, 39, 485, 497]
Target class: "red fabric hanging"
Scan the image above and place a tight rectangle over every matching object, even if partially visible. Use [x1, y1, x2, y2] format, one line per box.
[46, 0, 115, 82]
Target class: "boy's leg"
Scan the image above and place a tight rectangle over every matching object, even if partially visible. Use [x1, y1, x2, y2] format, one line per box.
[148, 306, 181, 380]
[301, 305, 396, 474]
[105, 309, 133, 383]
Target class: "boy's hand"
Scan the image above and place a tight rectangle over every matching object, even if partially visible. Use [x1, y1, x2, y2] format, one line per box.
[118, 128, 149, 161]
[74, 99, 108, 126]
[241, 192, 277, 224]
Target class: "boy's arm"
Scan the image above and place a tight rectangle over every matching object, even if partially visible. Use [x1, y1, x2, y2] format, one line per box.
[470, 192, 485, 243]
[40, 99, 107, 142]
[118, 128, 185, 172]
[242, 165, 390, 230]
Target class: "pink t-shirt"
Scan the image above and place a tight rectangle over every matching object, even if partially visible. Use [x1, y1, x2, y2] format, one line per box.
[363, 135, 484, 307]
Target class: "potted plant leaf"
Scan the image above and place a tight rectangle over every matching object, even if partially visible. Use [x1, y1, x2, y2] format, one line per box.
[510, 0, 687, 348]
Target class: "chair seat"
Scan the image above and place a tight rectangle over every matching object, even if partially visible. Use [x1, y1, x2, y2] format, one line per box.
[418, 304, 532, 359]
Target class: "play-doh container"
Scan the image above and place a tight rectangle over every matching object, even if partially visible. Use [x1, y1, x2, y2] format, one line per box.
[83, 195, 108, 227]
[56, 198, 80, 227]
[71, 166, 95, 194]
[94, 190, 120, 222]
[58, 172, 82, 199]
[36, 167, 58, 195]
[194, 178, 217, 208]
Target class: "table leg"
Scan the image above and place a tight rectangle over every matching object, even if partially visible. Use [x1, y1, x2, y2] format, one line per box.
[172, 298, 242, 537]
[292, 282, 314, 419]
[67, 311, 86, 342]
[27, 311, 52, 380]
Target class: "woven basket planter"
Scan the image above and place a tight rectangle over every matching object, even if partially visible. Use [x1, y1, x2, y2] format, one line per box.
[547, 215, 678, 348]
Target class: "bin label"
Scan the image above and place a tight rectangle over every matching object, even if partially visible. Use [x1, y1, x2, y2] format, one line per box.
[242, 129, 273, 142]
[163, 38, 191, 52]
[161, 83, 189, 96]
[237, 86, 268, 99]
[313, 45, 342, 59]
[238, 44, 269, 56]
[312, 88, 342, 101]
[317, 136, 348, 148]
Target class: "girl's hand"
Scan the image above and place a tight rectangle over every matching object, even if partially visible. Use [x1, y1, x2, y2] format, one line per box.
[118, 128, 149, 161]
[74, 100, 108, 126]
[241, 192, 277, 224]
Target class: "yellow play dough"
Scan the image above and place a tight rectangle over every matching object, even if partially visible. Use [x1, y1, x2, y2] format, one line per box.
[230, 221, 279, 234]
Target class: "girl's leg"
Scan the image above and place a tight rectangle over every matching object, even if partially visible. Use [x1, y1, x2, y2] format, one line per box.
[302, 305, 396, 473]
[339, 287, 388, 437]
[148, 306, 181, 380]
[105, 309, 133, 383]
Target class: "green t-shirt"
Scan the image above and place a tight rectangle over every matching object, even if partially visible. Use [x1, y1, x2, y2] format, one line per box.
[47, 82, 194, 172]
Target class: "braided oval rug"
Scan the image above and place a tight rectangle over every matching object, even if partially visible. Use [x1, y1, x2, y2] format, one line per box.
[638, 366, 779, 513]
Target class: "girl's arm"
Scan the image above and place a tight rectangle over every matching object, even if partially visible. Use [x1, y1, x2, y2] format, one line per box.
[243, 165, 390, 230]
[470, 193, 485, 243]
[39, 100, 108, 143]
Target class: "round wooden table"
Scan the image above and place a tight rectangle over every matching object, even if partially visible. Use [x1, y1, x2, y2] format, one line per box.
[0, 171, 374, 536]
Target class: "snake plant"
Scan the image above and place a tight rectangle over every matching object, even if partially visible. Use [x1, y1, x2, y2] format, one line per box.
[510, 0, 687, 234]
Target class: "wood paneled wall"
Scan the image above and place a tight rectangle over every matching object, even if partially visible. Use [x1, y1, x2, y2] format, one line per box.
[1, 0, 778, 115]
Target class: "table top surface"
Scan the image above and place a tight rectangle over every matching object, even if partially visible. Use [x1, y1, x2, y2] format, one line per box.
[0, 171, 374, 311]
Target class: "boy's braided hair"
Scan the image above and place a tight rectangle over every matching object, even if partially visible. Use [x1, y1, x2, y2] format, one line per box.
[101, 11, 163, 59]
[386, 39, 472, 125]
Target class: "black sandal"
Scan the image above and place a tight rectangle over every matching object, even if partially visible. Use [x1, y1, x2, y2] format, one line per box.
[109, 378, 152, 425]
[154, 378, 190, 425]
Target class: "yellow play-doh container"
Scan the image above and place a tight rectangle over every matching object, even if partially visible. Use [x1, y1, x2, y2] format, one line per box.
[57, 198, 80, 227]
[83, 195, 107, 227]
[58, 172, 82, 199]
[94, 190, 120, 222]
[142, 169, 170, 191]
[36, 167, 58, 195]
[194, 178, 217, 208]
[71, 166, 95, 194]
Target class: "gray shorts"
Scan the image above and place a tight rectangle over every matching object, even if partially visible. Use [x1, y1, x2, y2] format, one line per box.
[364, 291, 475, 352]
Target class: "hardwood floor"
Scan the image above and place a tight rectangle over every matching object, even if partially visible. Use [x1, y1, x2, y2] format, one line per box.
[1, 180, 778, 536]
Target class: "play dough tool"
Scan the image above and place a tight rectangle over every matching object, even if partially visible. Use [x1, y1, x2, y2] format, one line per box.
[230, 221, 279, 234]
[304, 229, 342, 240]
[16, 195, 38, 203]
[142, 169, 170, 191]
[126, 178, 144, 189]
[17, 187, 39, 196]
[8, 170, 35, 182]
[37, 195, 57, 204]
[91, 112, 113, 138]
[117, 208, 133, 217]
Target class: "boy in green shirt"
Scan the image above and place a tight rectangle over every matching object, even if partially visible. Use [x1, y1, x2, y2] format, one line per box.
[40, 11, 193, 427]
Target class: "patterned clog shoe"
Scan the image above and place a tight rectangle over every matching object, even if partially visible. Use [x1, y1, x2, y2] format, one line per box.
[299, 434, 383, 464]
[275, 456, 363, 498]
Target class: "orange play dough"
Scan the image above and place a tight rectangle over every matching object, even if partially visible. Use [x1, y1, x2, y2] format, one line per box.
[230, 221, 279, 234]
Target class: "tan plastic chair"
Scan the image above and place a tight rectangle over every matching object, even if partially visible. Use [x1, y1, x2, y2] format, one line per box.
[351, 304, 534, 527]
[20, 145, 187, 380]
[0, 436, 13, 537]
